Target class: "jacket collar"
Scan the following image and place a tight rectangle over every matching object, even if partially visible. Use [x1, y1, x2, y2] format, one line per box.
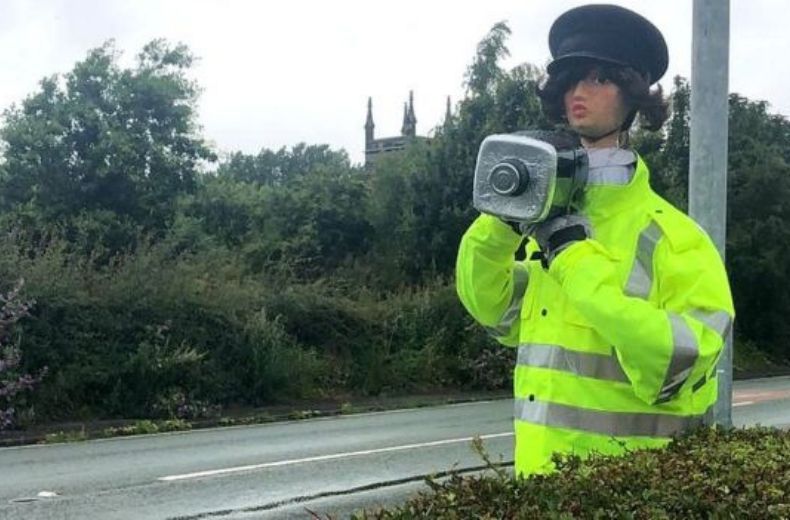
[579, 151, 651, 220]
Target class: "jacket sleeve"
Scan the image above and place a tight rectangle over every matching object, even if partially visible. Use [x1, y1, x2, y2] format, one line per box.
[547, 224, 734, 405]
[455, 214, 529, 347]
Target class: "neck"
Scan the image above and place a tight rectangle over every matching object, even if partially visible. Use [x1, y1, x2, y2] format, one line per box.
[581, 130, 619, 149]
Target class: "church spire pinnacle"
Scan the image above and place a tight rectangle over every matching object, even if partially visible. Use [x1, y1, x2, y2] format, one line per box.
[408, 90, 416, 124]
[402, 91, 416, 137]
[365, 97, 375, 146]
[401, 101, 409, 136]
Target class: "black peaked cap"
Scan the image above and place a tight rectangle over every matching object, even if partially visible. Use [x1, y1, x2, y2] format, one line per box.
[548, 4, 668, 84]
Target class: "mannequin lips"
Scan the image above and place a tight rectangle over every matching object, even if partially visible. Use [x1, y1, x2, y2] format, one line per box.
[570, 103, 587, 118]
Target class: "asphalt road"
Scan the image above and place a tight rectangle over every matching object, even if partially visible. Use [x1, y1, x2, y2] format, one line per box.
[2, 376, 789, 520]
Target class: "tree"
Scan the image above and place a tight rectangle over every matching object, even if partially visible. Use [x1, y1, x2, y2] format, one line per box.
[632, 76, 691, 209]
[0, 40, 215, 252]
[181, 144, 371, 277]
[367, 22, 551, 284]
[725, 94, 790, 360]
[218, 143, 351, 187]
[464, 21, 511, 98]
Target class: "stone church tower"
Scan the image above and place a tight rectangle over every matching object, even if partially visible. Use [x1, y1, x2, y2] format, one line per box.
[364, 91, 423, 167]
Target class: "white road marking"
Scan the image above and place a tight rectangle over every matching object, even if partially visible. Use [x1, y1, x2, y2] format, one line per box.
[733, 401, 754, 407]
[157, 432, 514, 482]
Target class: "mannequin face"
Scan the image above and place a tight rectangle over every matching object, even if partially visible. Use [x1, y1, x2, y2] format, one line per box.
[563, 67, 630, 148]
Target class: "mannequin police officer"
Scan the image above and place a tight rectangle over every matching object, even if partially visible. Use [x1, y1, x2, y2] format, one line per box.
[456, 4, 734, 476]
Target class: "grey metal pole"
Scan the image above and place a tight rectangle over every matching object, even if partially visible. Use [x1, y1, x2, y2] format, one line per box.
[689, 0, 731, 427]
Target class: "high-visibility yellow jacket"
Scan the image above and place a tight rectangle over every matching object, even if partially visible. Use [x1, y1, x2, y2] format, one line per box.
[456, 155, 734, 476]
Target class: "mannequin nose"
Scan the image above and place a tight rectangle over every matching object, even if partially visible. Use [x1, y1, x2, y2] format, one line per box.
[568, 80, 587, 98]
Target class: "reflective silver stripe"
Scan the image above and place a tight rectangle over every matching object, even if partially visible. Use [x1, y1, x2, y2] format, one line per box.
[587, 165, 634, 185]
[655, 314, 700, 403]
[624, 222, 663, 299]
[517, 343, 629, 383]
[687, 310, 731, 394]
[690, 309, 733, 338]
[484, 263, 528, 338]
[514, 398, 707, 437]
[691, 371, 714, 392]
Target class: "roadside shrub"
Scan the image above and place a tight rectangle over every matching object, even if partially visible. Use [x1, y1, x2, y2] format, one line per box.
[383, 282, 508, 392]
[151, 389, 221, 421]
[0, 227, 511, 422]
[0, 233, 326, 420]
[261, 280, 507, 396]
[461, 344, 515, 390]
[0, 280, 46, 430]
[240, 309, 331, 403]
[359, 427, 790, 519]
[121, 323, 207, 416]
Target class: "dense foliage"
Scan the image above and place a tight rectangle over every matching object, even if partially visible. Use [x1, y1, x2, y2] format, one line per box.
[356, 427, 790, 519]
[0, 40, 214, 257]
[0, 235, 508, 420]
[0, 281, 45, 429]
[0, 24, 787, 423]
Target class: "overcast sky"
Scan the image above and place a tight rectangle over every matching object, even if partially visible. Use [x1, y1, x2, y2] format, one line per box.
[0, 0, 784, 165]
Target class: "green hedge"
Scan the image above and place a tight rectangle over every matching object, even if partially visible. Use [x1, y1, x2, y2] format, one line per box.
[0, 234, 511, 422]
[360, 427, 790, 519]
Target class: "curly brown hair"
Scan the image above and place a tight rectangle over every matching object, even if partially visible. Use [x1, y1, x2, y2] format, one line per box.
[537, 59, 668, 132]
